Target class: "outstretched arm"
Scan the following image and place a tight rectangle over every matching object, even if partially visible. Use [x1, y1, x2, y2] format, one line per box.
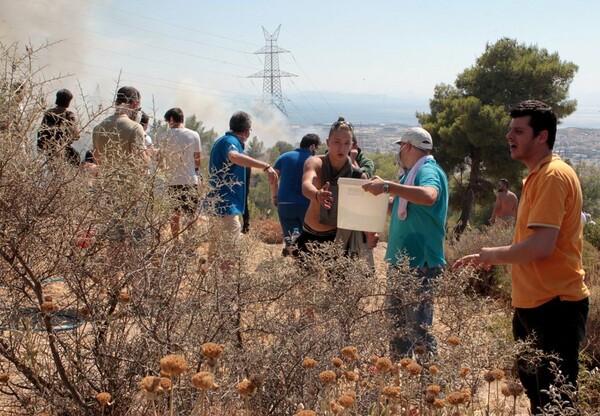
[452, 226, 559, 269]
[228, 150, 278, 185]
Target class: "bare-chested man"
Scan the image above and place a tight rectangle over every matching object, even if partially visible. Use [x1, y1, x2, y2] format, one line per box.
[294, 117, 376, 254]
[490, 178, 518, 224]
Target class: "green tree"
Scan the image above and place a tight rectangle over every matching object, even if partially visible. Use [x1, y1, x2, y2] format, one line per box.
[185, 114, 218, 154]
[575, 161, 600, 217]
[246, 136, 265, 159]
[268, 140, 295, 164]
[418, 38, 578, 235]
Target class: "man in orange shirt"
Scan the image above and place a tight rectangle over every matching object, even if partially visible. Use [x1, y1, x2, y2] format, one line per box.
[454, 100, 589, 414]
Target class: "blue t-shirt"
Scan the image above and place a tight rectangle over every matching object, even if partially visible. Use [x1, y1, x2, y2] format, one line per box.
[274, 148, 312, 206]
[385, 160, 448, 268]
[208, 132, 245, 216]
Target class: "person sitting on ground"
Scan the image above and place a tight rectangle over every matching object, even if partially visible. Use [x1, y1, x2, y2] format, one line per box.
[489, 178, 518, 225]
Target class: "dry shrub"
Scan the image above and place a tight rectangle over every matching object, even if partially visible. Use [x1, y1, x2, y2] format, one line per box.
[446, 223, 514, 299]
[253, 218, 284, 244]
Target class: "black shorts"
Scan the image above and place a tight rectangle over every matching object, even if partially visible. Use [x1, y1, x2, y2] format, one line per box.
[167, 184, 199, 214]
[292, 223, 337, 256]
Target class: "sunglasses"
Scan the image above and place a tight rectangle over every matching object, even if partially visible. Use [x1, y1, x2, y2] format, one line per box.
[330, 120, 354, 131]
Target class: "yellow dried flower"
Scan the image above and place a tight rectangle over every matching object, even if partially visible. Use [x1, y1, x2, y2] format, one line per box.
[201, 342, 224, 360]
[506, 382, 524, 397]
[368, 355, 379, 364]
[458, 367, 471, 378]
[344, 390, 357, 399]
[191, 371, 219, 390]
[43, 295, 53, 302]
[491, 368, 505, 381]
[446, 391, 466, 406]
[406, 362, 423, 376]
[344, 371, 359, 382]
[160, 354, 188, 378]
[294, 411, 316, 416]
[428, 365, 439, 375]
[484, 371, 495, 383]
[332, 357, 344, 368]
[425, 384, 441, 396]
[78, 307, 91, 318]
[433, 398, 445, 409]
[329, 401, 341, 414]
[96, 392, 111, 406]
[302, 357, 317, 369]
[236, 378, 257, 398]
[500, 384, 511, 397]
[318, 370, 337, 384]
[41, 301, 57, 313]
[0, 373, 9, 384]
[375, 357, 394, 374]
[159, 377, 172, 391]
[381, 385, 402, 401]
[341, 346, 359, 361]
[399, 358, 413, 368]
[338, 394, 355, 408]
[140, 376, 158, 391]
[446, 336, 460, 346]
[140, 376, 163, 397]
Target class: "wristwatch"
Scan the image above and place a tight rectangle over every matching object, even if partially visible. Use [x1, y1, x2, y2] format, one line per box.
[382, 181, 390, 194]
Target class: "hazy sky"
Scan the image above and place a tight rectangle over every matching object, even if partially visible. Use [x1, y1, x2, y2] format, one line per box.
[1, 0, 599, 140]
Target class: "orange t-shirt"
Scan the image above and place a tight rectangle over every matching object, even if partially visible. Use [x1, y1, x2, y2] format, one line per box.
[511, 154, 590, 308]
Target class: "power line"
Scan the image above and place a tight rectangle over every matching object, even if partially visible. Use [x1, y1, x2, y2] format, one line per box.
[248, 25, 296, 117]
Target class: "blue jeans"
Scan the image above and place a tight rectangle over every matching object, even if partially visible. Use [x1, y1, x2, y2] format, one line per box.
[513, 296, 589, 414]
[277, 203, 309, 246]
[387, 263, 443, 360]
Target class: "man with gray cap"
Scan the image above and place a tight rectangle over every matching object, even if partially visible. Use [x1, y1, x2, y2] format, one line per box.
[363, 127, 448, 360]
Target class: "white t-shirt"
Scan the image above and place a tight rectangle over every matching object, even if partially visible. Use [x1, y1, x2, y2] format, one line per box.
[157, 127, 202, 186]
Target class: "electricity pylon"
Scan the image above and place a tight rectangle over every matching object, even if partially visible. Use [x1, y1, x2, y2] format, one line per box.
[248, 25, 296, 117]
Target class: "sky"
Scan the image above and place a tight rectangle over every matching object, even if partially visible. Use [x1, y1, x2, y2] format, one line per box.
[1, 0, 599, 146]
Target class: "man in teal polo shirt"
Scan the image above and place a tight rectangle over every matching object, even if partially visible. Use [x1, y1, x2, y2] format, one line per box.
[363, 127, 448, 359]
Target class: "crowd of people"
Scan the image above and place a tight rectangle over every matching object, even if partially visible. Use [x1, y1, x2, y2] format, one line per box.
[38, 86, 590, 414]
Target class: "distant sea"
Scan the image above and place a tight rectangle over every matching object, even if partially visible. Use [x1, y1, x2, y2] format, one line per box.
[285, 93, 600, 129]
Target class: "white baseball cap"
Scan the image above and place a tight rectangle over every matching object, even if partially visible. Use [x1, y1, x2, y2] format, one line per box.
[393, 127, 433, 150]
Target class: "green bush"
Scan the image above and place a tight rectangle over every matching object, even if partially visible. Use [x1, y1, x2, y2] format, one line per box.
[584, 222, 600, 251]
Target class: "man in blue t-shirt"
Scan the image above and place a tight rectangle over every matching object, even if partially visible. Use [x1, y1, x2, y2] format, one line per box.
[271, 133, 321, 255]
[207, 111, 278, 263]
[363, 127, 448, 359]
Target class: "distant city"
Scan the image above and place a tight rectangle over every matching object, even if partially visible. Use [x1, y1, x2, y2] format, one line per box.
[285, 94, 600, 166]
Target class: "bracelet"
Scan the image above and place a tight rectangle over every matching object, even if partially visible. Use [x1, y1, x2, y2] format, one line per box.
[263, 165, 271, 171]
